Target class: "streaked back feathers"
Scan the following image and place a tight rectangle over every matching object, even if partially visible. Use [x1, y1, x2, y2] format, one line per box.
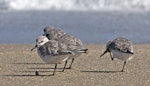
[107, 37, 133, 54]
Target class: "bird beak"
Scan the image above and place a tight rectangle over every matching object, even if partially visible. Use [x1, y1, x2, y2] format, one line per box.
[31, 45, 37, 51]
[84, 49, 88, 54]
[100, 50, 108, 57]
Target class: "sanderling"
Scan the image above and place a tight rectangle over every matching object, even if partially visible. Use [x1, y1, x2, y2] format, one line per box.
[43, 26, 66, 40]
[31, 36, 73, 76]
[43, 26, 88, 69]
[58, 34, 88, 69]
[100, 37, 134, 72]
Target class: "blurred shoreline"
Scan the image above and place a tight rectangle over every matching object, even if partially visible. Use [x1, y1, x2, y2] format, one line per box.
[0, 11, 150, 44]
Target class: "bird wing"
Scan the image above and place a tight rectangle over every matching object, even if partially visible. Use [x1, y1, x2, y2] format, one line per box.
[111, 37, 133, 54]
[59, 34, 83, 50]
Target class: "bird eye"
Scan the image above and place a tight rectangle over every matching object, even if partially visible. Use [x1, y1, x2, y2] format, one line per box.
[46, 34, 49, 37]
[44, 29, 46, 32]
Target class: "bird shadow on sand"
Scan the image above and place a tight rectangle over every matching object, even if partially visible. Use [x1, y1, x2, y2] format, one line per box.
[1, 70, 58, 77]
[2, 62, 70, 77]
[11, 62, 47, 65]
[81, 70, 122, 73]
[1, 74, 54, 77]
[28, 67, 70, 70]
[1, 74, 50, 77]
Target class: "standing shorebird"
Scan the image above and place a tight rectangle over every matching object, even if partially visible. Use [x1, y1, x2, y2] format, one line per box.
[31, 36, 73, 76]
[100, 37, 134, 72]
[58, 34, 88, 69]
[43, 26, 66, 41]
[43, 26, 88, 69]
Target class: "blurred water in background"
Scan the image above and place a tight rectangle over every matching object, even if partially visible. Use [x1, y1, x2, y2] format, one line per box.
[1, 0, 150, 11]
[0, 0, 150, 44]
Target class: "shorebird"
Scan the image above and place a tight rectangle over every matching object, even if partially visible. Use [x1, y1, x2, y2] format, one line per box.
[100, 37, 134, 72]
[43, 26, 66, 41]
[43, 26, 88, 69]
[31, 36, 73, 76]
[58, 34, 88, 69]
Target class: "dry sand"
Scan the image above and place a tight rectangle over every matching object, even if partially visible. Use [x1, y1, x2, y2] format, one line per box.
[0, 44, 149, 86]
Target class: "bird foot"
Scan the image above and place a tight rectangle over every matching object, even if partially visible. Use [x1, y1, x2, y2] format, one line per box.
[121, 70, 124, 72]
[35, 71, 39, 76]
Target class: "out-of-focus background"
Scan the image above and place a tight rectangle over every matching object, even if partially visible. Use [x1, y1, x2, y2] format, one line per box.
[0, 0, 150, 44]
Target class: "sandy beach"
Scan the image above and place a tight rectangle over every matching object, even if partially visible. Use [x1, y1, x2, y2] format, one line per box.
[0, 44, 149, 86]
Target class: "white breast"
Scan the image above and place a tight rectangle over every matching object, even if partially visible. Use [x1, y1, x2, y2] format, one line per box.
[111, 50, 133, 61]
[43, 55, 70, 64]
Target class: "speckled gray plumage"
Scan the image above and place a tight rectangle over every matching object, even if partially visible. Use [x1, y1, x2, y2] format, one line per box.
[43, 26, 66, 40]
[107, 37, 133, 54]
[34, 36, 73, 75]
[38, 40, 59, 57]
[43, 26, 88, 64]
[58, 34, 84, 51]
[100, 37, 134, 72]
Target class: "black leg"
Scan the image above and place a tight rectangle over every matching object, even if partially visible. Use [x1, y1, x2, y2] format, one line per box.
[68, 58, 75, 69]
[51, 64, 57, 76]
[121, 61, 126, 72]
[62, 61, 68, 72]
[109, 52, 113, 60]
[35, 71, 39, 76]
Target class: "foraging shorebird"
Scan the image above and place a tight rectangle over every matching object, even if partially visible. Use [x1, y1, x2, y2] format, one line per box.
[31, 36, 73, 76]
[100, 37, 134, 72]
[43, 26, 88, 69]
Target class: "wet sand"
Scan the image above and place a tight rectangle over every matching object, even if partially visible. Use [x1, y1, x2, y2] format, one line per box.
[0, 44, 149, 86]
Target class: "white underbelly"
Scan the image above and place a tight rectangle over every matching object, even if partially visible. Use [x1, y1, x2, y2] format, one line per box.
[37, 50, 69, 64]
[111, 50, 133, 61]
